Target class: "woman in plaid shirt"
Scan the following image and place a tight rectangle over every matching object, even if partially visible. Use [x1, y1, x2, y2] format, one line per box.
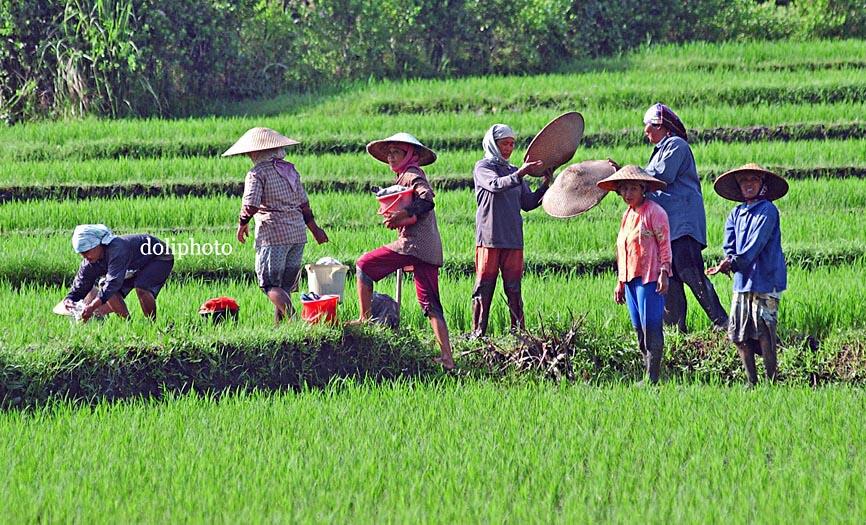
[223, 127, 329, 322]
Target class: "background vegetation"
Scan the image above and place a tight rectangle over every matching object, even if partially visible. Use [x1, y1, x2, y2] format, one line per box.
[3, 0, 866, 122]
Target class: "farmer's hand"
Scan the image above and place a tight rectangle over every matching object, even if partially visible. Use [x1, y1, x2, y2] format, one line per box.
[657, 272, 669, 295]
[706, 257, 732, 276]
[63, 298, 76, 310]
[517, 160, 544, 178]
[383, 209, 409, 229]
[614, 282, 626, 305]
[608, 158, 621, 171]
[311, 224, 329, 244]
[81, 298, 102, 322]
[237, 223, 250, 244]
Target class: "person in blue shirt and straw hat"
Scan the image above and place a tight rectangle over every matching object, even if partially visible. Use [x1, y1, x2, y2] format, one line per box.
[62, 224, 174, 322]
[707, 164, 788, 386]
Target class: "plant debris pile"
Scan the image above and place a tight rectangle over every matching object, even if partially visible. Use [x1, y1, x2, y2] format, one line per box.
[463, 321, 584, 380]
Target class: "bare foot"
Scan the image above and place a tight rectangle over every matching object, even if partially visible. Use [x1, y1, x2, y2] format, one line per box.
[433, 356, 456, 370]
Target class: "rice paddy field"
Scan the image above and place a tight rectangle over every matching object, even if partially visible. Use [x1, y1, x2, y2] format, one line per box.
[2, 39, 866, 523]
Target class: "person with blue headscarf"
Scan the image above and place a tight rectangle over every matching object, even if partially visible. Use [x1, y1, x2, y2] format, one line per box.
[63, 224, 174, 322]
[469, 124, 550, 337]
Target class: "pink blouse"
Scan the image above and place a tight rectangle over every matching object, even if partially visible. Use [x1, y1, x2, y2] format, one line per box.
[616, 200, 673, 284]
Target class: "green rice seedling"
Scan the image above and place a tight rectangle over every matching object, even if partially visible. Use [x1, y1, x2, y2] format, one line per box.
[3, 260, 866, 353]
[2, 178, 865, 264]
[3, 138, 865, 188]
[619, 39, 866, 72]
[2, 102, 865, 162]
[315, 68, 866, 116]
[1, 381, 865, 523]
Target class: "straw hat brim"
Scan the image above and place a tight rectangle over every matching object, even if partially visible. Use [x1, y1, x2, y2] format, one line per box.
[714, 165, 789, 202]
[366, 133, 437, 166]
[222, 127, 300, 157]
[542, 159, 616, 218]
[52, 300, 73, 316]
[523, 112, 585, 177]
[596, 165, 667, 193]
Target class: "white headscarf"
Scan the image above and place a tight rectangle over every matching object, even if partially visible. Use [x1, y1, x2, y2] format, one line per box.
[249, 147, 286, 165]
[482, 124, 515, 166]
[71, 224, 116, 253]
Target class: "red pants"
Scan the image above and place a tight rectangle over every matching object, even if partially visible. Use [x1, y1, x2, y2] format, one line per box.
[356, 246, 444, 319]
[475, 247, 524, 282]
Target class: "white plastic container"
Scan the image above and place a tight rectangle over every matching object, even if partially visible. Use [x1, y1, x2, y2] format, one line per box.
[305, 258, 350, 302]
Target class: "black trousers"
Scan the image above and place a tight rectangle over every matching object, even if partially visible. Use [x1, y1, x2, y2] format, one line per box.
[665, 236, 728, 332]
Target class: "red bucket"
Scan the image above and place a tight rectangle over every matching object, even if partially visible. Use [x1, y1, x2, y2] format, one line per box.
[300, 294, 339, 324]
[376, 189, 417, 228]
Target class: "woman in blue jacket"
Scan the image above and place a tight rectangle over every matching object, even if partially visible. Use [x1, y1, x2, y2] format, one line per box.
[643, 103, 728, 332]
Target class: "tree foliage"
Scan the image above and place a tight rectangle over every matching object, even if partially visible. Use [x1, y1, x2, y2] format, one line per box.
[2, 0, 865, 122]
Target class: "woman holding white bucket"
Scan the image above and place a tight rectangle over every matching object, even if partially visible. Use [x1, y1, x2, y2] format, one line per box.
[223, 127, 329, 322]
[353, 133, 455, 370]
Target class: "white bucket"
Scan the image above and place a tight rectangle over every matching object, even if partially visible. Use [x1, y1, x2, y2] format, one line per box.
[305, 261, 350, 302]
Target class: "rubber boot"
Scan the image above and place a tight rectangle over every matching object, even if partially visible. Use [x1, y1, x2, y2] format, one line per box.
[736, 342, 759, 386]
[470, 279, 496, 337]
[679, 267, 729, 330]
[663, 277, 688, 332]
[644, 329, 664, 384]
[759, 332, 778, 382]
[503, 280, 525, 332]
[635, 328, 648, 361]
[633, 328, 650, 384]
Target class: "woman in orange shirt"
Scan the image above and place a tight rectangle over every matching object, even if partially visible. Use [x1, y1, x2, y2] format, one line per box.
[598, 165, 672, 384]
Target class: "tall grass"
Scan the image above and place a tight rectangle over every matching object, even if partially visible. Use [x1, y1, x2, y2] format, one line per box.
[1, 382, 865, 523]
[2, 179, 864, 254]
[2, 259, 865, 352]
[2, 138, 866, 185]
[2, 102, 865, 161]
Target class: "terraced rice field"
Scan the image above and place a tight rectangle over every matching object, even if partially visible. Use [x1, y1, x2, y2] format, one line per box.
[2, 39, 866, 522]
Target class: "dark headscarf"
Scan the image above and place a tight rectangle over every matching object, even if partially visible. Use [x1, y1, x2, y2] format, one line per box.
[643, 103, 688, 142]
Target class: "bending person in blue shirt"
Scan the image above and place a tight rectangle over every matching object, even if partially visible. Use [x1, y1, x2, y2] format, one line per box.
[643, 103, 728, 332]
[63, 224, 175, 322]
[707, 164, 788, 386]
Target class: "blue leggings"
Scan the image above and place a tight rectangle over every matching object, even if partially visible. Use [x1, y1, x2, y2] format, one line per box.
[625, 278, 665, 343]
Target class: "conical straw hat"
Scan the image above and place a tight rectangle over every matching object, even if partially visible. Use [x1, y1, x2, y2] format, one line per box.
[222, 127, 300, 157]
[542, 159, 616, 218]
[523, 112, 584, 177]
[597, 165, 666, 193]
[366, 132, 437, 166]
[714, 163, 788, 202]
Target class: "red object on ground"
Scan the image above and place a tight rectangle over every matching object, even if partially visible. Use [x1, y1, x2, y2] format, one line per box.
[301, 295, 339, 324]
[199, 296, 240, 313]
[377, 189, 417, 228]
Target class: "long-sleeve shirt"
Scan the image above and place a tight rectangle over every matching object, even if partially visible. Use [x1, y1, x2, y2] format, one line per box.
[645, 135, 707, 247]
[616, 200, 672, 285]
[65, 234, 170, 303]
[385, 167, 444, 267]
[723, 199, 787, 294]
[473, 158, 547, 249]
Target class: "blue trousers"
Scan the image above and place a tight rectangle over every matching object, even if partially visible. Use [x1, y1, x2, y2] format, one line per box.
[624, 278, 666, 382]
